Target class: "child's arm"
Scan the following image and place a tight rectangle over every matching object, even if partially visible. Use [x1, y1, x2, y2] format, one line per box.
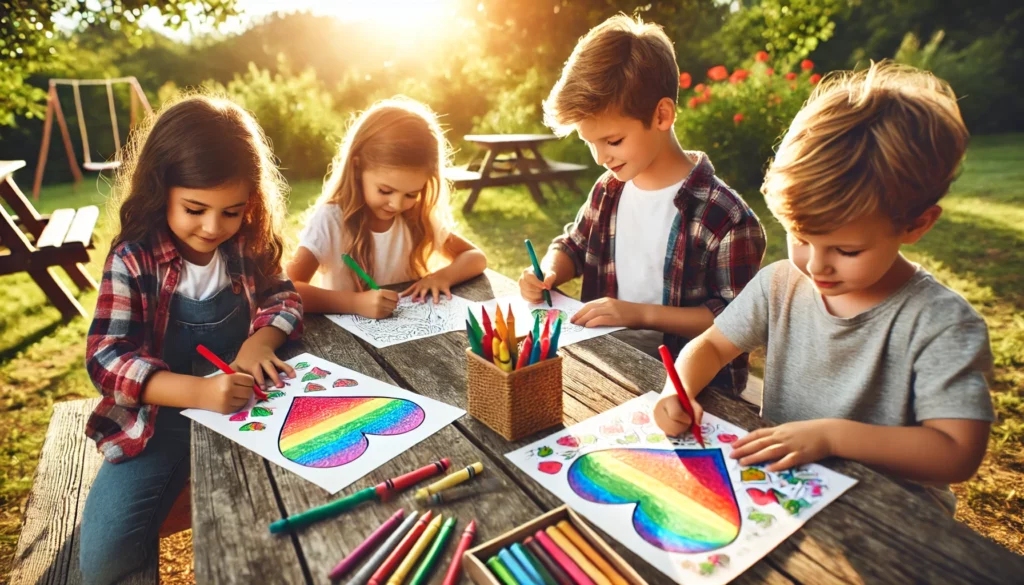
[401, 233, 487, 303]
[232, 270, 302, 388]
[286, 247, 398, 317]
[519, 249, 576, 304]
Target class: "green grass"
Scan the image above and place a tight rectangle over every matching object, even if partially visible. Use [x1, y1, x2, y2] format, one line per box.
[2, 136, 1022, 580]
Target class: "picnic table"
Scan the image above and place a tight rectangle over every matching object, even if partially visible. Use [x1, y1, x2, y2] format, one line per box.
[449, 134, 588, 213]
[188, 269, 1024, 584]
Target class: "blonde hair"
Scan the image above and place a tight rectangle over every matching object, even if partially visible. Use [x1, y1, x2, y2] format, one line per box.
[112, 92, 288, 286]
[762, 60, 969, 234]
[543, 14, 679, 137]
[318, 97, 454, 290]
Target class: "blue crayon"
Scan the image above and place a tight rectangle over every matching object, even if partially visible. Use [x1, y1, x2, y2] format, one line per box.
[499, 547, 539, 585]
[511, 542, 547, 585]
[529, 335, 542, 365]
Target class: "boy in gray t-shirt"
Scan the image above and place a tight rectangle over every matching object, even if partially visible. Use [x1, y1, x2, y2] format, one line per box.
[654, 61, 993, 511]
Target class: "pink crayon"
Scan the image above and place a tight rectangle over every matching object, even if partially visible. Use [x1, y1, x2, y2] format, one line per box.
[328, 508, 405, 580]
[535, 529, 596, 585]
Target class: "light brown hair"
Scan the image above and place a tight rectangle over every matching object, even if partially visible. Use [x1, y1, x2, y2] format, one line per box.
[762, 60, 969, 234]
[318, 97, 453, 290]
[543, 14, 679, 136]
[112, 93, 288, 286]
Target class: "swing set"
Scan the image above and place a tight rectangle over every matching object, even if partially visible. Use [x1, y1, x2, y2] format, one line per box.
[31, 76, 153, 199]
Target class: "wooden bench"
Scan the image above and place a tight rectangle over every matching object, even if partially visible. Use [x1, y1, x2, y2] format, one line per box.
[0, 160, 99, 322]
[9, 399, 159, 585]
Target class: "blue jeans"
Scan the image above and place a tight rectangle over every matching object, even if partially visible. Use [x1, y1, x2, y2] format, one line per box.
[80, 285, 249, 585]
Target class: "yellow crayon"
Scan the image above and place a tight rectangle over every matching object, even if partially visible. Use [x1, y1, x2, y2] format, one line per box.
[415, 461, 485, 501]
[545, 525, 612, 585]
[387, 514, 443, 585]
[556, 520, 629, 585]
[496, 305, 508, 342]
[492, 336, 502, 368]
[498, 340, 512, 372]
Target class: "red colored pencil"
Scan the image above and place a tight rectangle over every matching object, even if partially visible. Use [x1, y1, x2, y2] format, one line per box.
[196, 344, 267, 400]
[516, 333, 533, 370]
[482, 331, 494, 361]
[440, 519, 476, 585]
[374, 458, 451, 500]
[658, 344, 705, 448]
[368, 510, 433, 585]
[481, 308, 493, 336]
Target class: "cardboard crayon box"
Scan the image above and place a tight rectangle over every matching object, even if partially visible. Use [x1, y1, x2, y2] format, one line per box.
[463, 505, 648, 585]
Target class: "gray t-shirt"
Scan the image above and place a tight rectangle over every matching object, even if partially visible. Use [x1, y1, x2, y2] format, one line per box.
[716, 260, 994, 427]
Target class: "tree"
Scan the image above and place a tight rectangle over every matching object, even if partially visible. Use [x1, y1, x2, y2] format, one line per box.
[0, 0, 239, 127]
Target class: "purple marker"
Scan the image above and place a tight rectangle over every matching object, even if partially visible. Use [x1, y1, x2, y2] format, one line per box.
[328, 508, 405, 580]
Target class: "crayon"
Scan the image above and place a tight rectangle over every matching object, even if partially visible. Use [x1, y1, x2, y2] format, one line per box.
[374, 459, 451, 500]
[512, 542, 551, 585]
[269, 486, 376, 534]
[524, 537, 573, 585]
[468, 308, 484, 342]
[545, 525, 611, 585]
[345, 513, 418, 585]
[492, 335, 502, 368]
[658, 344, 705, 448]
[467, 321, 484, 357]
[516, 333, 533, 370]
[496, 305, 508, 342]
[440, 520, 476, 585]
[481, 308, 494, 336]
[498, 340, 512, 372]
[343, 253, 380, 290]
[500, 547, 540, 585]
[525, 239, 553, 307]
[515, 542, 558, 585]
[386, 514, 443, 585]
[548, 318, 562, 356]
[506, 306, 517, 365]
[368, 510, 434, 585]
[487, 555, 519, 585]
[555, 520, 628, 585]
[483, 330, 494, 362]
[328, 508, 405, 580]
[197, 343, 267, 400]
[415, 462, 484, 502]
[408, 516, 457, 585]
[534, 529, 595, 585]
[529, 335, 542, 365]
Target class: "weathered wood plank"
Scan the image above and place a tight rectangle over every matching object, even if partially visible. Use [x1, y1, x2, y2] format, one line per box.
[11, 399, 158, 585]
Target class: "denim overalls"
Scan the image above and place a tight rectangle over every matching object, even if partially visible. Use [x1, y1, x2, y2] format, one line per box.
[80, 271, 250, 585]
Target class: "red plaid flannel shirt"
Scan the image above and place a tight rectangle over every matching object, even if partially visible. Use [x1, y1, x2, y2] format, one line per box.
[550, 151, 766, 394]
[85, 228, 303, 462]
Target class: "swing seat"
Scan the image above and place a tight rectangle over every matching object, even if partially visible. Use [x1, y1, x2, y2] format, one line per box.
[83, 161, 121, 172]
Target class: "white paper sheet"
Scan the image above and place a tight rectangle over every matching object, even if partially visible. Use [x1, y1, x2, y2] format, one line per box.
[325, 294, 474, 348]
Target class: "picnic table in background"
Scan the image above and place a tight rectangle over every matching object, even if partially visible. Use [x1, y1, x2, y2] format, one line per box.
[187, 269, 1024, 585]
[449, 134, 588, 213]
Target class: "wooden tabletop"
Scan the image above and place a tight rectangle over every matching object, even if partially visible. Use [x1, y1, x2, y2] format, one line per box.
[463, 134, 559, 147]
[190, 270, 1024, 585]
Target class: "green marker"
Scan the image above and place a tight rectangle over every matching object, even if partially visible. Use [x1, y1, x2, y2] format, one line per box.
[525, 239, 553, 307]
[342, 253, 379, 290]
[408, 516, 457, 585]
[486, 555, 519, 585]
[269, 486, 376, 534]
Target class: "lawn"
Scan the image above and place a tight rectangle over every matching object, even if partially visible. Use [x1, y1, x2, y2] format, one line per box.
[1, 134, 1021, 582]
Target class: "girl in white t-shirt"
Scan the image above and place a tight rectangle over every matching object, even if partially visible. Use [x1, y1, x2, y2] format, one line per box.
[287, 97, 487, 318]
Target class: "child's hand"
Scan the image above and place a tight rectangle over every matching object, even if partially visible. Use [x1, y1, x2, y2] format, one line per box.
[400, 274, 453, 304]
[571, 297, 643, 328]
[201, 373, 256, 414]
[654, 385, 704, 437]
[232, 338, 296, 389]
[729, 420, 837, 472]
[519, 267, 556, 303]
[355, 289, 399, 319]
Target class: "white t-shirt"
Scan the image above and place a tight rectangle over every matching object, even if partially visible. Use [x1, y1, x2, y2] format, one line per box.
[613, 178, 684, 304]
[298, 203, 416, 290]
[176, 249, 231, 301]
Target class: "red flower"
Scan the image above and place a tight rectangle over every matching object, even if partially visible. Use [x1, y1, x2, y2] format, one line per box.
[693, 83, 706, 94]
[755, 51, 770, 62]
[809, 73, 822, 85]
[733, 113, 744, 124]
[801, 59, 814, 71]
[766, 67, 774, 76]
[687, 96, 700, 109]
[729, 69, 750, 84]
[707, 65, 728, 81]
[678, 72, 692, 89]
[785, 72, 797, 81]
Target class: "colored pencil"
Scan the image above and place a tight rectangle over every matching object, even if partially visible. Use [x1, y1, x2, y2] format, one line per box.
[486, 555, 519, 585]
[374, 459, 451, 500]
[525, 239, 553, 307]
[506, 306, 517, 365]
[345, 513, 418, 585]
[196, 344, 267, 400]
[415, 462, 484, 502]
[548, 318, 562, 356]
[555, 521, 628, 585]
[269, 486, 376, 534]
[515, 542, 558, 585]
[329, 509, 405, 580]
[408, 516, 457, 585]
[500, 547, 540, 585]
[512, 542, 550, 585]
[496, 305, 508, 342]
[534, 529, 596, 585]
[343, 253, 380, 290]
[545, 525, 611, 585]
[516, 333, 533, 370]
[368, 510, 434, 585]
[532, 312, 541, 344]
[529, 335, 542, 365]
[468, 308, 484, 342]
[466, 321, 484, 357]
[440, 520, 476, 585]
[524, 537, 573, 585]
[481, 308, 493, 336]
[386, 514, 443, 585]
[658, 344, 705, 448]
[482, 330, 494, 362]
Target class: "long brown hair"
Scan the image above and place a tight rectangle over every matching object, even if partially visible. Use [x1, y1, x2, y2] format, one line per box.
[111, 93, 288, 284]
[318, 96, 454, 290]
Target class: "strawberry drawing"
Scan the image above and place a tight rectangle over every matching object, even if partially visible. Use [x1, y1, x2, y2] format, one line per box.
[556, 435, 580, 448]
[538, 461, 562, 474]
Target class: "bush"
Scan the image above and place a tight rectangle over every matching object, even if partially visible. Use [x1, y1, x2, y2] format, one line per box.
[675, 57, 815, 192]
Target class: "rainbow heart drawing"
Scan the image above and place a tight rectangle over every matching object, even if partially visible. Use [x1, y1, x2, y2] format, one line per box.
[278, 396, 425, 468]
[567, 448, 741, 553]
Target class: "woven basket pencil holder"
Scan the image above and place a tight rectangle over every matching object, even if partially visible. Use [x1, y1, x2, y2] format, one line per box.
[466, 339, 563, 441]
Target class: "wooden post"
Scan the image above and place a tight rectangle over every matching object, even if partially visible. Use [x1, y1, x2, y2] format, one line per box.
[31, 87, 56, 200]
[52, 85, 83, 190]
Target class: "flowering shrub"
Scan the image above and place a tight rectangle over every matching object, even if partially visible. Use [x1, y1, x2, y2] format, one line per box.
[674, 54, 819, 191]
